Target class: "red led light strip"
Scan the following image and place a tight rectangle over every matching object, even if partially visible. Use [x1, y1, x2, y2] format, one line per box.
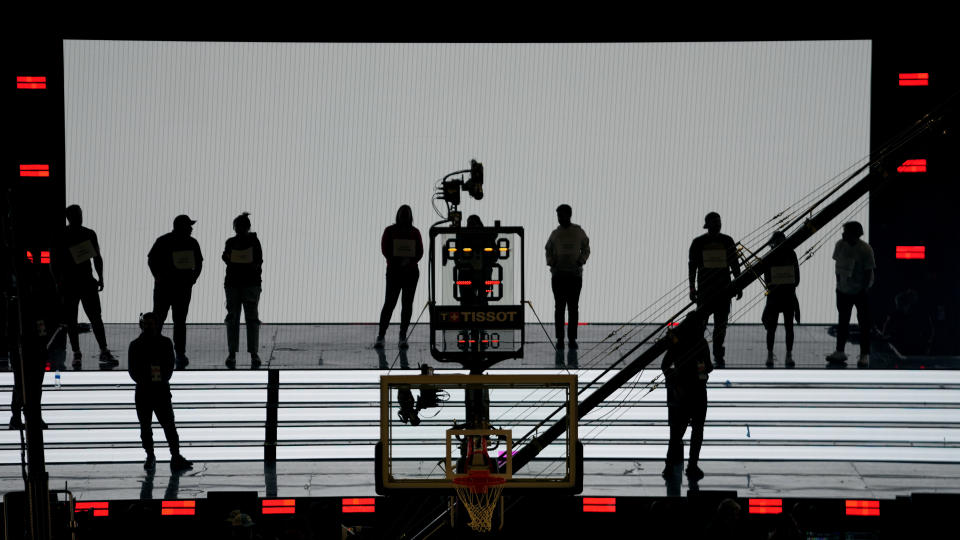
[17, 76, 47, 89]
[896, 246, 925, 260]
[583, 497, 616, 513]
[846, 500, 880, 517]
[20, 164, 50, 177]
[342, 497, 376, 514]
[897, 159, 927, 173]
[76, 501, 109, 517]
[161, 500, 196, 516]
[748, 498, 782, 515]
[456, 280, 472, 285]
[262, 499, 296, 515]
[899, 73, 929, 86]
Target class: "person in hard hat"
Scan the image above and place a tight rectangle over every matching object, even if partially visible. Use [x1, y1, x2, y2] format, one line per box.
[761, 231, 801, 368]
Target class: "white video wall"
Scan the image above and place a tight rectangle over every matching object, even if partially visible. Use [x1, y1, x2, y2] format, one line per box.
[63, 40, 871, 323]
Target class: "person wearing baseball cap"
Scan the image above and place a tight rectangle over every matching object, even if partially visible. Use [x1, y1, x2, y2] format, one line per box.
[688, 212, 742, 368]
[827, 221, 875, 368]
[148, 215, 203, 369]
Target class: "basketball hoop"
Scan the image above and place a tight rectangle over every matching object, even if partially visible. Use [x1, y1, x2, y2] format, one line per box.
[453, 469, 506, 533]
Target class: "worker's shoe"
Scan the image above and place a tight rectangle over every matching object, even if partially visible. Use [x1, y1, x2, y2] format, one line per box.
[170, 455, 193, 472]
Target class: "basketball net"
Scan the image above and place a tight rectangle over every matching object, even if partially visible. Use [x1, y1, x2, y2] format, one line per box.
[453, 436, 506, 533]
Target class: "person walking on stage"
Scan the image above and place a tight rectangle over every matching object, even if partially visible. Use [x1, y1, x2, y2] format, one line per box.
[56, 205, 118, 368]
[545, 204, 590, 349]
[661, 314, 712, 482]
[222, 212, 263, 369]
[761, 231, 801, 368]
[148, 215, 203, 370]
[827, 221, 875, 368]
[375, 205, 423, 349]
[688, 212, 741, 368]
[128, 311, 192, 471]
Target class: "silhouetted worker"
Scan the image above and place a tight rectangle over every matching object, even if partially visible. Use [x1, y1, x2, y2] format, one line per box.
[56, 205, 118, 368]
[222, 212, 263, 369]
[375, 205, 423, 349]
[826, 221, 875, 368]
[8, 259, 60, 430]
[761, 231, 801, 368]
[688, 212, 741, 368]
[128, 311, 193, 472]
[148, 215, 203, 370]
[660, 314, 712, 482]
[545, 204, 590, 349]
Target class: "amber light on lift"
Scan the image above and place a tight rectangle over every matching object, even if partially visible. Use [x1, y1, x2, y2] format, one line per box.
[262, 499, 296, 515]
[846, 500, 880, 517]
[899, 73, 929, 86]
[749, 498, 782, 515]
[342, 498, 376, 513]
[161, 500, 196, 516]
[75, 501, 109, 517]
[582, 497, 616, 513]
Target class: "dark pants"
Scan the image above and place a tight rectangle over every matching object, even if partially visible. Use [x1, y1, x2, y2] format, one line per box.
[836, 290, 871, 354]
[378, 268, 419, 338]
[225, 285, 261, 354]
[10, 327, 64, 415]
[552, 273, 582, 341]
[762, 294, 795, 352]
[699, 297, 730, 361]
[135, 388, 180, 457]
[665, 384, 707, 466]
[64, 280, 108, 353]
[153, 284, 192, 355]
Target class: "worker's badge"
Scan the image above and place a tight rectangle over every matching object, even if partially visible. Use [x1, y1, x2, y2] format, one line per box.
[69, 240, 97, 264]
[702, 249, 727, 269]
[393, 239, 415, 257]
[151, 365, 162, 382]
[770, 266, 796, 286]
[230, 248, 253, 264]
[172, 250, 196, 270]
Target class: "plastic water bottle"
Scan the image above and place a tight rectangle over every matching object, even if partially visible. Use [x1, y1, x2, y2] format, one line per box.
[55, 370, 61, 389]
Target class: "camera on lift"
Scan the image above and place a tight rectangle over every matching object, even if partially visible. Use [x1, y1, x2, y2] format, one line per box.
[397, 364, 449, 426]
[436, 159, 483, 227]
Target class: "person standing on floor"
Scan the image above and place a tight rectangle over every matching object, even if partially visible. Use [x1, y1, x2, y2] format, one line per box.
[56, 205, 118, 368]
[761, 231, 801, 368]
[661, 314, 712, 482]
[128, 311, 192, 472]
[688, 211, 742, 368]
[545, 204, 590, 349]
[148, 215, 203, 370]
[375, 205, 423, 349]
[827, 221, 876, 368]
[222, 212, 263, 369]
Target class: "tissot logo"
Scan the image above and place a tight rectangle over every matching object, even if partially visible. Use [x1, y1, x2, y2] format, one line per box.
[432, 306, 523, 329]
[440, 310, 518, 323]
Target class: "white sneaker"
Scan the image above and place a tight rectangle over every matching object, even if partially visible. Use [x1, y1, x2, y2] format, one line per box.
[857, 354, 869, 368]
[826, 350, 847, 363]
